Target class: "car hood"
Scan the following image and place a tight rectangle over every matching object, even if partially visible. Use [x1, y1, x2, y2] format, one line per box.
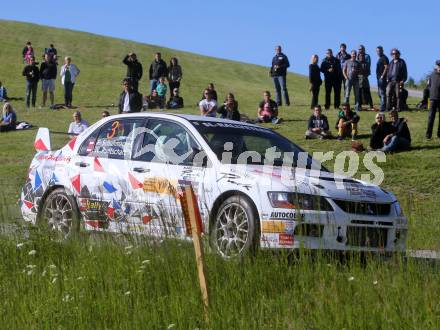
[221, 164, 394, 204]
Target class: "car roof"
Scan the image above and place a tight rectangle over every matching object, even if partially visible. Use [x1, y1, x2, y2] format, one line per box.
[107, 112, 261, 129]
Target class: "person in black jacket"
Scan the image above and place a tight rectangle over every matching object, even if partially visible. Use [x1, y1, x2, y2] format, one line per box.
[426, 60, 440, 139]
[118, 79, 143, 114]
[336, 43, 351, 94]
[309, 54, 322, 109]
[22, 56, 40, 108]
[369, 113, 394, 150]
[320, 49, 342, 110]
[270, 45, 290, 106]
[149, 52, 168, 93]
[381, 110, 411, 152]
[386, 48, 407, 111]
[40, 53, 57, 109]
[305, 105, 330, 139]
[166, 88, 184, 109]
[123, 53, 143, 91]
[217, 93, 240, 121]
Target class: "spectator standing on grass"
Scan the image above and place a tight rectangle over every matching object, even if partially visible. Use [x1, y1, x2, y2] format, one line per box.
[358, 53, 374, 110]
[305, 105, 331, 139]
[376, 46, 389, 112]
[156, 77, 167, 109]
[217, 93, 240, 121]
[166, 88, 184, 109]
[149, 52, 168, 93]
[123, 53, 143, 91]
[320, 49, 342, 110]
[22, 41, 34, 65]
[270, 45, 290, 106]
[40, 53, 57, 109]
[22, 56, 40, 109]
[167, 57, 182, 93]
[0, 103, 17, 132]
[68, 111, 88, 138]
[426, 60, 440, 139]
[343, 50, 361, 112]
[309, 54, 322, 109]
[0, 81, 8, 102]
[60, 56, 80, 108]
[337, 103, 360, 141]
[369, 113, 394, 150]
[118, 79, 143, 114]
[382, 110, 411, 152]
[336, 43, 351, 94]
[386, 48, 407, 111]
[199, 89, 217, 117]
[257, 91, 281, 124]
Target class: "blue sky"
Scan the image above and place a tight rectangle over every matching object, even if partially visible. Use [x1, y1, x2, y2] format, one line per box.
[2, 0, 439, 81]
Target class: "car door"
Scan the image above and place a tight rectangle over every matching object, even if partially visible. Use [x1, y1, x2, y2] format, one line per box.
[130, 118, 210, 238]
[74, 117, 145, 232]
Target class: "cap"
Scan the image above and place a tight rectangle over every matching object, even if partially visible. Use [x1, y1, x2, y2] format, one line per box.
[436, 60, 440, 66]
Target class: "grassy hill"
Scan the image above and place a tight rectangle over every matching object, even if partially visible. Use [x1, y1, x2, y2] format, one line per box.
[0, 20, 439, 329]
[1, 20, 440, 249]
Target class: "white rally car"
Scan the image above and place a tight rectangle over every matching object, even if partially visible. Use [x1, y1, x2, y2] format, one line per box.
[21, 114, 407, 257]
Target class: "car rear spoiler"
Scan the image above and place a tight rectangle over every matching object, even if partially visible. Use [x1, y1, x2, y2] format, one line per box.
[34, 128, 51, 152]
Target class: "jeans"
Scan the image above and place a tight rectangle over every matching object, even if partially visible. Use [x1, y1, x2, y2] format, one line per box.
[386, 81, 401, 111]
[426, 99, 440, 138]
[377, 78, 387, 112]
[344, 79, 360, 112]
[359, 76, 373, 108]
[272, 75, 290, 106]
[381, 136, 410, 152]
[25, 80, 38, 107]
[150, 79, 159, 94]
[324, 79, 341, 109]
[64, 82, 75, 106]
[310, 85, 320, 109]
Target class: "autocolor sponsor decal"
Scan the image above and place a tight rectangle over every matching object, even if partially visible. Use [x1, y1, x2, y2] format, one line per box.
[279, 233, 294, 246]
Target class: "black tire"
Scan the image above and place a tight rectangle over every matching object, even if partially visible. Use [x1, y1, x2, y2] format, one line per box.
[210, 195, 259, 258]
[39, 187, 80, 238]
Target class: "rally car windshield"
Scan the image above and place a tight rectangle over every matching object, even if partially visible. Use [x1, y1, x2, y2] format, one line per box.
[190, 121, 328, 171]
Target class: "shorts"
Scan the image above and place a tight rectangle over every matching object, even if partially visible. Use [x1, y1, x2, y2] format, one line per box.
[42, 79, 55, 92]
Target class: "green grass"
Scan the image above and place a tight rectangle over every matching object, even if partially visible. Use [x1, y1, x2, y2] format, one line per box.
[0, 20, 439, 328]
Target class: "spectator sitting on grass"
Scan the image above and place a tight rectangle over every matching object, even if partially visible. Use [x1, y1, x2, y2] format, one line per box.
[143, 89, 161, 110]
[0, 81, 8, 102]
[200, 83, 217, 102]
[217, 93, 240, 121]
[257, 91, 281, 124]
[381, 110, 411, 152]
[369, 113, 394, 150]
[0, 103, 17, 132]
[156, 77, 167, 109]
[305, 105, 331, 139]
[337, 103, 360, 141]
[68, 111, 88, 138]
[199, 89, 217, 117]
[166, 88, 184, 109]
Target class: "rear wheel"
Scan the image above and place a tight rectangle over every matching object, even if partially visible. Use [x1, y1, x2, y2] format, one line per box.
[210, 195, 259, 258]
[39, 188, 80, 238]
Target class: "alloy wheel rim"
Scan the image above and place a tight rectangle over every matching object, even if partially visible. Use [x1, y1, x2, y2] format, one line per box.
[44, 194, 73, 236]
[215, 203, 249, 257]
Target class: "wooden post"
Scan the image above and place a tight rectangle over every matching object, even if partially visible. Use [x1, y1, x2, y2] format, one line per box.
[181, 185, 209, 319]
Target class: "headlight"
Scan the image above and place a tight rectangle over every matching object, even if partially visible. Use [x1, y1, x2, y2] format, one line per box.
[268, 192, 333, 211]
[394, 201, 404, 216]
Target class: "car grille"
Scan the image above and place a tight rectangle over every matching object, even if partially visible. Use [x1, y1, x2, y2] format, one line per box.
[346, 227, 388, 248]
[334, 200, 391, 216]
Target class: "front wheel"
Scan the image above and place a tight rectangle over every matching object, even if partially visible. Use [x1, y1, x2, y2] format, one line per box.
[39, 188, 80, 238]
[210, 195, 259, 258]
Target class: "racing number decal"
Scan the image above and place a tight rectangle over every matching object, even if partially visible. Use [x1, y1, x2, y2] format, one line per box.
[107, 121, 121, 139]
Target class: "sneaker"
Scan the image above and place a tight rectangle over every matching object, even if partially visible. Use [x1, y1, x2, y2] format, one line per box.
[305, 135, 310, 140]
[337, 136, 344, 141]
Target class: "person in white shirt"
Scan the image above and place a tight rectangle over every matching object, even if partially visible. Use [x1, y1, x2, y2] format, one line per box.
[68, 111, 89, 138]
[118, 79, 142, 114]
[60, 57, 80, 108]
[199, 89, 217, 117]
